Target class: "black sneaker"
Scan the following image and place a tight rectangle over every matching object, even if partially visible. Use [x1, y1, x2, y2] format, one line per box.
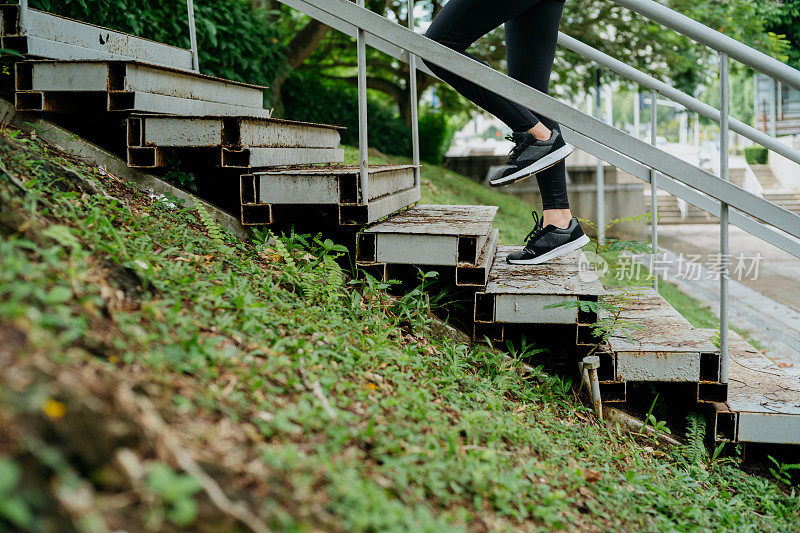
[507, 212, 590, 265]
[489, 130, 573, 187]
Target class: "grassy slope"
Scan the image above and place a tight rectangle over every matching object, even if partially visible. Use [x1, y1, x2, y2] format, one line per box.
[0, 130, 797, 531]
[344, 146, 728, 332]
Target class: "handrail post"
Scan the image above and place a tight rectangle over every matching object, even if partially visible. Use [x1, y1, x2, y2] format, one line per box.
[650, 89, 658, 291]
[186, 0, 200, 72]
[408, 0, 420, 188]
[595, 70, 605, 243]
[770, 78, 777, 137]
[719, 52, 730, 385]
[19, 0, 27, 29]
[356, 0, 369, 204]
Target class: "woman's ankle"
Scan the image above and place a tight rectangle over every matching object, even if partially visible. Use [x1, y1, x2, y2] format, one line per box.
[542, 209, 572, 229]
[528, 122, 552, 141]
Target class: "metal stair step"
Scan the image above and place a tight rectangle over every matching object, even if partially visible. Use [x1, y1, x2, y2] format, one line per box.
[240, 164, 419, 226]
[456, 228, 499, 287]
[126, 114, 344, 168]
[357, 204, 497, 268]
[707, 330, 800, 445]
[473, 246, 605, 341]
[14, 60, 269, 116]
[602, 288, 723, 401]
[0, 5, 193, 70]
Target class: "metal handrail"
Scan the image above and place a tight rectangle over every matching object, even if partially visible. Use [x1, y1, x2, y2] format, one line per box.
[307, 0, 800, 236]
[186, 0, 199, 72]
[277, 0, 800, 169]
[612, 0, 800, 92]
[280, 0, 800, 256]
[557, 33, 800, 167]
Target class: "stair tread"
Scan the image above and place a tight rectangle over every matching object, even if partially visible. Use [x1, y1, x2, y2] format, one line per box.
[255, 164, 414, 176]
[605, 288, 717, 355]
[365, 204, 497, 236]
[127, 114, 345, 168]
[707, 330, 800, 416]
[20, 58, 266, 90]
[16, 59, 267, 115]
[703, 330, 800, 444]
[131, 113, 345, 131]
[1, 6, 194, 71]
[484, 246, 605, 296]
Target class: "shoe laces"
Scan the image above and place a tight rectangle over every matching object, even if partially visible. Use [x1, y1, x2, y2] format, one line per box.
[505, 134, 528, 162]
[524, 211, 545, 243]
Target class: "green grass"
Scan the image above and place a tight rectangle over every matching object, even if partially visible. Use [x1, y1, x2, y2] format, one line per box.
[0, 130, 797, 531]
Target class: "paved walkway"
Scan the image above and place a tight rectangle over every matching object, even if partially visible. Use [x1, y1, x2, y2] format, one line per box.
[641, 224, 800, 375]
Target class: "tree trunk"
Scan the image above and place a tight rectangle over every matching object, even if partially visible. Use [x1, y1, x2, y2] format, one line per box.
[270, 19, 332, 108]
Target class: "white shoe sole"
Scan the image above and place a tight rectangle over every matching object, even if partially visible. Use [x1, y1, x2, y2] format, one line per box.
[506, 234, 591, 265]
[490, 144, 574, 187]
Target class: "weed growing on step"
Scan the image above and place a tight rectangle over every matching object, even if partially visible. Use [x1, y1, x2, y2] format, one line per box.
[546, 214, 656, 357]
[768, 456, 800, 486]
[1, 129, 799, 530]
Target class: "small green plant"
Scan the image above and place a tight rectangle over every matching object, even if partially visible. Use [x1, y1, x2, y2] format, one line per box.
[145, 462, 202, 528]
[389, 269, 439, 328]
[577, 213, 655, 257]
[767, 456, 800, 485]
[268, 232, 348, 304]
[0, 48, 24, 76]
[193, 197, 228, 252]
[640, 394, 671, 440]
[162, 168, 198, 192]
[0, 458, 33, 529]
[682, 412, 708, 465]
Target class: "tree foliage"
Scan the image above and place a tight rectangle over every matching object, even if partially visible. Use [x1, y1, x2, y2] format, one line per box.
[760, 0, 800, 70]
[28, 0, 287, 91]
[299, 0, 788, 118]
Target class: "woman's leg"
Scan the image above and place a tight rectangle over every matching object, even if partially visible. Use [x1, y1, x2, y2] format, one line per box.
[505, 0, 572, 228]
[423, 0, 543, 133]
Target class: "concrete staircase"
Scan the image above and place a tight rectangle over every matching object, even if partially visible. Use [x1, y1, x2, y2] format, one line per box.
[646, 191, 717, 224]
[750, 164, 782, 190]
[4, 5, 798, 447]
[763, 190, 800, 215]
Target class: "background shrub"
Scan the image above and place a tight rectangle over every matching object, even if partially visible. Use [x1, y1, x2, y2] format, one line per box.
[283, 72, 411, 158]
[744, 146, 768, 165]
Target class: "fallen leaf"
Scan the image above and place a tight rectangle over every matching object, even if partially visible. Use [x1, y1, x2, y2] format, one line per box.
[583, 469, 602, 483]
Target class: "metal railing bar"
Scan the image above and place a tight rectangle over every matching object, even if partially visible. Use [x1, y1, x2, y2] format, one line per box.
[408, 0, 420, 187]
[18, 0, 27, 27]
[650, 88, 658, 291]
[308, 0, 800, 238]
[595, 73, 605, 243]
[557, 32, 800, 166]
[186, 0, 199, 72]
[282, 0, 800, 166]
[282, 0, 800, 174]
[719, 52, 730, 384]
[612, 0, 800, 92]
[279, 0, 437, 77]
[563, 126, 800, 261]
[279, 0, 800, 256]
[356, 0, 369, 203]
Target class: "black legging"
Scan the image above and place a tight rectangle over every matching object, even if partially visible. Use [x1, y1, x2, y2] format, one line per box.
[424, 0, 569, 210]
